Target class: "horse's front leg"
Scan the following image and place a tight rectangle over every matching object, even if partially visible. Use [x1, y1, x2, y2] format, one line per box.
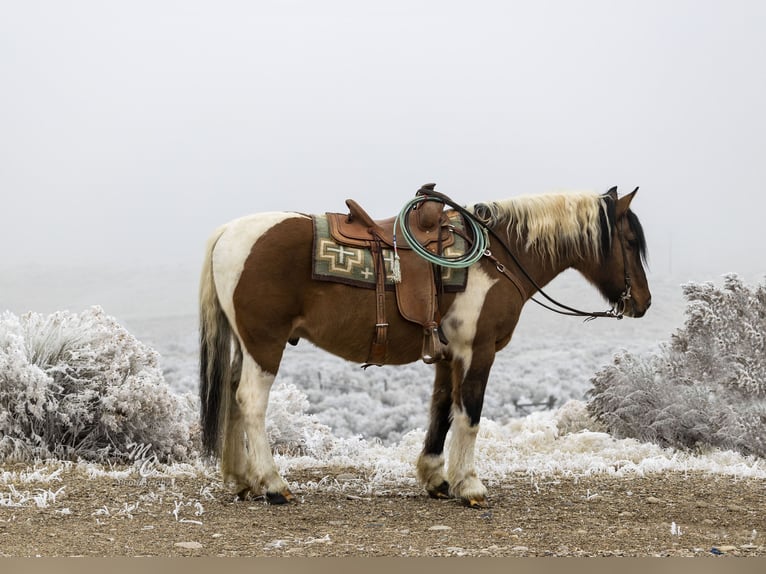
[416, 360, 453, 499]
[447, 348, 493, 508]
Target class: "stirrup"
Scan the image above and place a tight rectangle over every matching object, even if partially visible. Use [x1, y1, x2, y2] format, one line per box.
[421, 325, 445, 364]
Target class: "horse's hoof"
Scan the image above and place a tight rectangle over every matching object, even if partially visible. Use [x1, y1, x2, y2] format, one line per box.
[462, 496, 490, 509]
[235, 487, 253, 501]
[427, 481, 452, 500]
[266, 489, 296, 505]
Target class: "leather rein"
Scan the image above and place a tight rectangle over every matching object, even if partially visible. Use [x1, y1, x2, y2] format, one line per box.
[422, 189, 633, 321]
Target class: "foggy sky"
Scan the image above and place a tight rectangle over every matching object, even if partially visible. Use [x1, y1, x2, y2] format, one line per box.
[2, 0, 765, 279]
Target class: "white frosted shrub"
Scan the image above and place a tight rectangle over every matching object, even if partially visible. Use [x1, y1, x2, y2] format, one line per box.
[266, 381, 334, 453]
[0, 307, 194, 462]
[278, 358, 432, 444]
[589, 275, 766, 458]
[670, 275, 765, 396]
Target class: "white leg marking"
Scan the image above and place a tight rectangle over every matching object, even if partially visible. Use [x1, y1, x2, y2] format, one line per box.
[212, 212, 309, 329]
[237, 353, 287, 494]
[416, 453, 447, 491]
[221, 399, 248, 491]
[439, 267, 495, 502]
[441, 267, 497, 369]
[447, 406, 487, 501]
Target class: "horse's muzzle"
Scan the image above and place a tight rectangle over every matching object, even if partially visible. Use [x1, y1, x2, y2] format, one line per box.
[626, 296, 651, 318]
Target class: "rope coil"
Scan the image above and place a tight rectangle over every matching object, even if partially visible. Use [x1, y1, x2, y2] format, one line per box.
[394, 195, 488, 268]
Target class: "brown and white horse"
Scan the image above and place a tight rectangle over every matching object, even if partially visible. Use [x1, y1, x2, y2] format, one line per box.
[199, 187, 650, 507]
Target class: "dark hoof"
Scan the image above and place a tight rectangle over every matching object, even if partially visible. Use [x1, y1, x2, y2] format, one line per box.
[462, 496, 490, 509]
[235, 488, 254, 501]
[266, 489, 296, 505]
[427, 481, 452, 500]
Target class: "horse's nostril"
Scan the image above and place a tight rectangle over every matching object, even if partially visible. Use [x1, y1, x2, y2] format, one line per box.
[646, 296, 652, 309]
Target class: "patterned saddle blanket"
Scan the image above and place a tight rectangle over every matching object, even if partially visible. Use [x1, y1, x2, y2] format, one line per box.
[311, 212, 468, 291]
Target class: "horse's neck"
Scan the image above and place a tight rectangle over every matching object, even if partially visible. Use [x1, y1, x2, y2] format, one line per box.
[501, 234, 577, 298]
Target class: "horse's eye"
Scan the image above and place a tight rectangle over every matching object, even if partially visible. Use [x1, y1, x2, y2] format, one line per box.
[627, 239, 638, 249]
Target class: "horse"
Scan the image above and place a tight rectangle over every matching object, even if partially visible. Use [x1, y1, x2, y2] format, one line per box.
[199, 186, 650, 508]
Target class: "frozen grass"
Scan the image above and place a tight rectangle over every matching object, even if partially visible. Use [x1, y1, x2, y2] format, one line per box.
[1, 399, 763, 512]
[269, 395, 766, 492]
[0, 484, 65, 509]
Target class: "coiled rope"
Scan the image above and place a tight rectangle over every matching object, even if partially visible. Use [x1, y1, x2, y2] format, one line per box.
[393, 195, 487, 270]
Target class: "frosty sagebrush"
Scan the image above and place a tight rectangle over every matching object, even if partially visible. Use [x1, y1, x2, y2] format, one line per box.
[0, 306, 195, 462]
[588, 274, 766, 458]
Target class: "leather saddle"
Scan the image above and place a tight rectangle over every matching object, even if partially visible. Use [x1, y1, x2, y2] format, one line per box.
[325, 184, 455, 366]
[328, 198, 456, 252]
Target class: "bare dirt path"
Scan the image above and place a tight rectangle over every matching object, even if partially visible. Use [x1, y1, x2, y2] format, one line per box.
[1, 465, 764, 557]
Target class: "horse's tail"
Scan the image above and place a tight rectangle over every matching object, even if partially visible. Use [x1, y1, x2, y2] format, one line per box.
[199, 226, 239, 458]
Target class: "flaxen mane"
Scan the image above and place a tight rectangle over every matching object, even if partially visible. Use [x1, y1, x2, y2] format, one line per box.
[474, 192, 613, 266]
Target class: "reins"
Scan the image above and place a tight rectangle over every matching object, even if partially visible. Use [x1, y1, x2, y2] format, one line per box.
[399, 189, 632, 321]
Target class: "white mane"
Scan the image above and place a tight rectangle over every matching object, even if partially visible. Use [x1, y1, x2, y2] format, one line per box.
[480, 191, 609, 265]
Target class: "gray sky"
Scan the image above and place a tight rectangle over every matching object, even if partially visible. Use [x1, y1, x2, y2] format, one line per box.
[2, 0, 765, 278]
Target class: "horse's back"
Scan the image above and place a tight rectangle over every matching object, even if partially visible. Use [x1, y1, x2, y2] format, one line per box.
[213, 211, 310, 263]
[212, 211, 311, 278]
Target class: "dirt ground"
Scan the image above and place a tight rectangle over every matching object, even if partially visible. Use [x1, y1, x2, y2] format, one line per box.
[1, 464, 764, 557]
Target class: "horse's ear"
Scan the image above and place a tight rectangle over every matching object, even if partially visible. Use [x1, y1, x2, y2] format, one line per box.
[473, 203, 493, 224]
[605, 186, 618, 201]
[616, 187, 639, 217]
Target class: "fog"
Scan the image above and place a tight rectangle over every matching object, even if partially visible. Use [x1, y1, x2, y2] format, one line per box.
[2, 1, 765, 297]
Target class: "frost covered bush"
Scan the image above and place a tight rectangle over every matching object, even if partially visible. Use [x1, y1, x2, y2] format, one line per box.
[0, 307, 195, 462]
[263, 381, 374, 466]
[588, 274, 766, 458]
[277, 358, 432, 444]
[265, 381, 339, 453]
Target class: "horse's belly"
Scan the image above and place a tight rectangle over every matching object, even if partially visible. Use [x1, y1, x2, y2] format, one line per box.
[291, 299, 427, 366]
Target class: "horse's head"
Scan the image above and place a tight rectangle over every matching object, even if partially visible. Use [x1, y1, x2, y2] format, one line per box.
[577, 187, 651, 318]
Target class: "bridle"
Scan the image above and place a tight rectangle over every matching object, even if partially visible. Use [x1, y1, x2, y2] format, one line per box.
[609, 216, 633, 319]
[420, 189, 634, 321]
[480, 210, 632, 321]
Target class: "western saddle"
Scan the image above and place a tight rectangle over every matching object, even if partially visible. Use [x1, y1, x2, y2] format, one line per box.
[325, 184, 459, 366]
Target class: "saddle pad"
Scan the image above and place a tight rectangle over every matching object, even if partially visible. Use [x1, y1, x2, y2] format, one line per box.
[311, 213, 468, 291]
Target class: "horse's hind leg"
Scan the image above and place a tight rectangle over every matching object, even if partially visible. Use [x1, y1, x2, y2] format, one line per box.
[221, 347, 251, 498]
[236, 352, 294, 504]
[417, 361, 453, 499]
[221, 399, 250, 499]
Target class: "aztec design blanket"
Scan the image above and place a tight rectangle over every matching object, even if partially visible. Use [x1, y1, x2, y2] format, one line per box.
[311, 212, 468, 291]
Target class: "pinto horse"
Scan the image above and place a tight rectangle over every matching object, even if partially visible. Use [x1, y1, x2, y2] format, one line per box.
[199, 186, 650, 507]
